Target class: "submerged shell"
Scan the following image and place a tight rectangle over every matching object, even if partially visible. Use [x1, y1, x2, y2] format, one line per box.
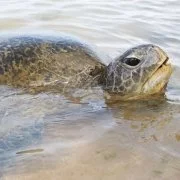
[0, 35, 108, 93]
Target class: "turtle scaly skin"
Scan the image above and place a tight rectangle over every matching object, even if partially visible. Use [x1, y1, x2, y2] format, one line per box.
[0, 34, 172, 99]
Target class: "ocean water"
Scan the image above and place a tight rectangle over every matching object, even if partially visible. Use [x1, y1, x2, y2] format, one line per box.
[0, 0, 180, 179]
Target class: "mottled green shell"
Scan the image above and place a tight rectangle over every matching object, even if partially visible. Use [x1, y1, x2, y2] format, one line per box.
[0, 35, 107, 92]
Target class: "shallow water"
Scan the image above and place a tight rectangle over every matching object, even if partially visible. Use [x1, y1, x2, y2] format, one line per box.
[0, 0, 180, 179]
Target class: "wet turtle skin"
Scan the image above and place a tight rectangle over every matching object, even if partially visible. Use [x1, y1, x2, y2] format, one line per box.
[0, 34, 172, 99]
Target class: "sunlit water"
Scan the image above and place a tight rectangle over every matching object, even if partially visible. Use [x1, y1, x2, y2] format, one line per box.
[0, 0, 180, 179]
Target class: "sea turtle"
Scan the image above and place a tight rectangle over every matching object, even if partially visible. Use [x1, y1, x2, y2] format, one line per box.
[0, 34, 172, 100]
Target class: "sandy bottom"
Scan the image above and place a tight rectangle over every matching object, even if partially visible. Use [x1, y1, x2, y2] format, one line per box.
[2, 132, 180, 180]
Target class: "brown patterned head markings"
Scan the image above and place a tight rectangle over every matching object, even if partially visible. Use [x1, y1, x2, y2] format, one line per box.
[104, 44, 172, 99]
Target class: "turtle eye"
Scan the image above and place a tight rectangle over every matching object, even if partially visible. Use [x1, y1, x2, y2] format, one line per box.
[123, 57, 140, 66]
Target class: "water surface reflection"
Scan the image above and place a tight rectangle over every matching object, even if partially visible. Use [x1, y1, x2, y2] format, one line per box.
[0, 0, 180, 179]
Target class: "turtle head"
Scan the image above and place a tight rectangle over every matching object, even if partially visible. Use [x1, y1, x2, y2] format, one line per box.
[105, 44, 172, 100]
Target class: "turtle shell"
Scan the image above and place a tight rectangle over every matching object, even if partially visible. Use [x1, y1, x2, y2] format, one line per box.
[0, 35, 108, 93]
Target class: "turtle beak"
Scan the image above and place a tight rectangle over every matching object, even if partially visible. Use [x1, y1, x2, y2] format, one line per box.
[142, 48, 173, 95]
[155, 46, 170, 67]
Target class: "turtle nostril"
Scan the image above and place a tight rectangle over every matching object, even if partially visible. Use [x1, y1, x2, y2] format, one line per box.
[124, 58, 140, 66]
